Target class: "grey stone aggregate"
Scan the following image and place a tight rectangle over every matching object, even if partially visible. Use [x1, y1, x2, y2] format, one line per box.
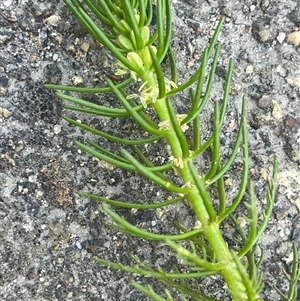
[1, 0, 300, 300]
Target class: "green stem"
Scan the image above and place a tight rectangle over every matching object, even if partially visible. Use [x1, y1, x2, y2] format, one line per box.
[141, 73, 253, 299]
[56, 2, 269, 299]
[203, 223, 249, 301]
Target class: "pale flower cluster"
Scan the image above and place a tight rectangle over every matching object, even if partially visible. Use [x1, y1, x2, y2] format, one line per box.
[126, 77, 178, 109]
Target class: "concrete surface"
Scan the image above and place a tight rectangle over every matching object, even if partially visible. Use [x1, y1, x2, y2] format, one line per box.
[1, 0, 300, 300]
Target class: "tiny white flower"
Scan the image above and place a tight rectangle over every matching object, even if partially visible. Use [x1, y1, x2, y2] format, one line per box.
[176, 114, 189, 132]
[158, 120, 170, 130]
[115, 69, 127, 76]
[165, 78, 178, 90]
[182, 182, 194, 188]
[169, 155, 184, 169]
[126, 94, 139, 99]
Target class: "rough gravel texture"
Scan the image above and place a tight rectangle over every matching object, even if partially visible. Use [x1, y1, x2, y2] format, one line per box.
[1, 0, 300, 300]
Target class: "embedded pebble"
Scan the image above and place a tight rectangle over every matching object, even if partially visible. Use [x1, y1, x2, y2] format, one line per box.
[6, 11, 17, 22]
[287, 77, 300, 88]
[75, 241, 82, 249]
[275, 64, 286, 76]
[259, 29, 273, 42]
[52, 53, 59, 61]
[283, 252, 294, 264]
[272, 100, 284, 119]
[66, 44, 76, 53]
[0, 33, 12, 44]
[0, 107, 12, 117]
[245, 65, 253, 74]
[291, 198, 300, 212]
[257, 95, 272, 109]
[283, 115, 300, 135]
[57, 257, 64, 265]
[3, 0, 13, 7]
[0, 87, 7, 96]
[54, 34, 63, 45]
[46, 15, 60, 27]
[252, 17, 277, 43]
[277, 32, 286, 43]
[36, 191, 44, 198]
[53, 124, 61, 134]
[72, 76, 84, 85]
[80, 42, 90, 52]
[155, 208, 164, 219]
[287, 31, 300, 46]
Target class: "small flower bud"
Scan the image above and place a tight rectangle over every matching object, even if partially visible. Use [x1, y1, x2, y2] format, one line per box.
[135, 14, 140, 24]
[119, 20, 131, 32]
[144, 45, 157, 69]
[149, 45, 157, 55]
[113, 14, 121, 22]
[117, 35, 134, 51]
[112, 27, 119, 35]
[130, 30, 137, 48]
[127, 52, 144, 72]
[140, 26, 150, 47]
[141, 47, 152, 69]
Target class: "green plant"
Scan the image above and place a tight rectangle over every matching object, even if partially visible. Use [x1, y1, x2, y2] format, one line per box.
[45, 1, 300, 300]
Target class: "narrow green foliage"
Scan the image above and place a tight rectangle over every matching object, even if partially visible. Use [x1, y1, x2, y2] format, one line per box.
[274, 244, 300, 301]
[102, 205, 203, 241]
[64, 117, 160, 144]
[46, 1, 298, 300]
[130, 283, 175, 301]
[79, 192, 183, 209]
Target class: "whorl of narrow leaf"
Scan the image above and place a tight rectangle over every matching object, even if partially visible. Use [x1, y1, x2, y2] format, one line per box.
[44, 1, 288, 301]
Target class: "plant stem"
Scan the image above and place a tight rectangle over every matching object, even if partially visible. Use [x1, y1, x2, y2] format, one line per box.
[142, 74, 252, 299]
[53, 1, 282, 299]
[203, 223, 248, 301]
